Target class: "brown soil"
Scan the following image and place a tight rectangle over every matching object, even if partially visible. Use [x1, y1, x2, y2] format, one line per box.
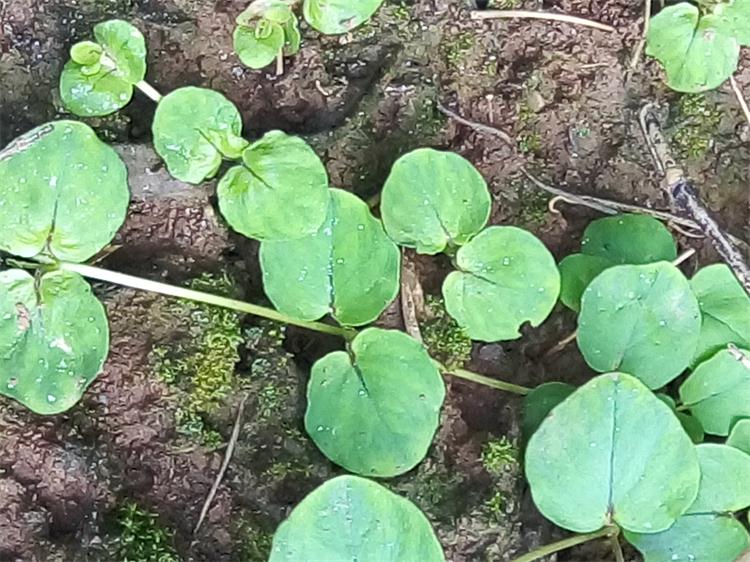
[1, 0, 749, 561]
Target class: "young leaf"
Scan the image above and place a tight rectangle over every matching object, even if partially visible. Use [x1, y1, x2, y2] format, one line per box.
[624, 513, 749, 562]
[380, 148, 491, 255]
[720, 0, 750, 46]
[558, 254, 611, 312]
[687, 444, 750, 514]
[690, 264, 750, 366]
[152, 87, 248, 184]
[646, 5, 739, 93]
[233, 19, 285, 69]
[217, 130, 329, 240]
[260, 189, 400, 326]
[0, 270, 109, 415]
[0, 121, 129, 262]
[526, 373, 700, 534]
[283, 16, 302, 55]
[521, 382, 575, 441]
[305, 328, 445, 477]
[727, 419, 750, 455]
[303, 0, 385, 34]
[676, 413, 705, 444]
[680, 347, 750, 436]
[442, 227, 560, 342]
[269, 475, 445, 562]
[577, 263, 701, 389]
[60, 20, 147, 116]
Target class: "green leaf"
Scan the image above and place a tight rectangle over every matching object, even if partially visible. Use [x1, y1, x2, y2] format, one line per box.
[305, 328, 445, 477]
[581, 215, 677, 264]
[521, 382, 575, 441]
[690, 264, 750, 366]
[380, 148, 491, 255]
[646, 5, 739, 93]
[0, 270, 109, 415]
[688, 444, 750, 513]
[260, 189, 400, 326]
[233, 19, 285, 69]
[558, 254, 612, 312]
[303, 0, 385, 34]
[720, 0, 750, 45]
[680, 347, 750, 436]
[442, 227, 560, 342]
[526, 373, 700, 534]
[624, 513, 749, 562]
[0, 121, 129, 262]
[283, 16, 302, 55]
[60, 20, 147, 117]
[727, 418, 750, 454]
[217, 131, 329, 241]
[677, 413, 705, 444]
[269, 475, 445, 562]
[152, 87, 247, 184]
[577, 263, 701, 389]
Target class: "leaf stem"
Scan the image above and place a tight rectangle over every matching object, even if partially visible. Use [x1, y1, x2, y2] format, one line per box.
[56, 262, 356, 340]
[135, 80, 163, 103]
[510, 527, 616, 562]
[446, 367, 531, 395]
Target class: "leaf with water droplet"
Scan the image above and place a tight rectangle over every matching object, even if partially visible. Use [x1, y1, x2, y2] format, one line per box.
[442, 226, 560, 341]
[260, 189, 400, 325]
[577, 263, 701, 389]
[380, 148, 491, 255]
[0, 121, 129, 262]
[522, 381, 576, 441]
[305, 328, 445, 477]
[0, 269, 109, 415]
[526, 373, 700, 533]
[687, 444, 750, 513]
[303, 0, 385, 34]
[269, 475, 445, 561]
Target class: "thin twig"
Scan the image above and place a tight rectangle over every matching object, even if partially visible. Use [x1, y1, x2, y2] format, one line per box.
[194, 395, 248, 535]
[470, 10, 616, 33]
[545, 330, 578, 356]
[730, 75, 750, 131]
[629, 0, 651, 69]
[610, 532, 625, 562]
[437, 102, 514, 145]
[400, 250, 424, 342]
[672, 248, 696, 266]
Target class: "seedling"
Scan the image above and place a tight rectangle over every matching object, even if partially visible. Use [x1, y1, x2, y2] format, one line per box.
[233, 0, 386, 72]
[647, 0, 750, 92]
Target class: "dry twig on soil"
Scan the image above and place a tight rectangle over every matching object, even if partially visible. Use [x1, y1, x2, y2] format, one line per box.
[730, 75, 750, 131]
[470, 10, 616, 33]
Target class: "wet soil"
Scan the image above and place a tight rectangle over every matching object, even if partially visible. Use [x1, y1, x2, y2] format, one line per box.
[1, 0, 750, 561]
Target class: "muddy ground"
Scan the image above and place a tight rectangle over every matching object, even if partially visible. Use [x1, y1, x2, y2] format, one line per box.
[1, 0, 749, 561]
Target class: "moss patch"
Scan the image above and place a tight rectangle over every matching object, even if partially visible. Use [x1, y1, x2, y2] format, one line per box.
[481, 436, 517, 477]
[421, 296, 473, 370]
[672, 94, 722, 159]
[116, 502, 179, 562]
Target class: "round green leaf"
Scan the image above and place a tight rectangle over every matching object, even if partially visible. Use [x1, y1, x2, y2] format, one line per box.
[233, 19, 285, 69]
[521, 382, 576, 441]
[303, 0, 385, 34]
[269, 475, 445, 562]
[688, 444, 750, 513]
[70, 41, 102, 65]
[727, 418, 750, 455]
[260, 189, 400, 326]
[625, 513, 749, 562]
[442, 226, 560, 342]
[719, 0, 750, 45]
[0, 121, 129, 262]
[93, 20, 147, 83]
[217, 130, 329, 241]
[680, 347, 750, 436]
[305, 328, 445, 477]
[0, 270, 109, 415]
[152, 87, 247, 184]
[646, 5, 739, 93]
[558, 254, 612, 312]
[526, 373, 700, 534]
[380, 148, 491, 255]
[577, 263, 701, 389]
[60, 61, 135, 117]
[581, 215, 677, 264]
[690, 264, 750, 366]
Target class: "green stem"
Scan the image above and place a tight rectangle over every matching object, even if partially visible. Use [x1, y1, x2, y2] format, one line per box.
[447, 368, 531, 395]
[510, 527, 615, 562]
[57, 262, 356, 340]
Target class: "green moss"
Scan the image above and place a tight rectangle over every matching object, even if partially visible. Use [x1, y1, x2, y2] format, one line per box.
[234, 519, 274, 562]
[481, 436, 517, 477]
[489, 0, 522, 8]
[441, 31, 475, 68]
[672, 94, 722, 159]
[484, 489, 507, 523]
[150, 273, 243, 446]
[116, 502, 179, 562]
[518, 132, 541, 154]
[421, 296, 473, 370]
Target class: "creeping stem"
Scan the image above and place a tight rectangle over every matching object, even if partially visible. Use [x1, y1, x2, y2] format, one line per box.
[510, 527, 616, 562]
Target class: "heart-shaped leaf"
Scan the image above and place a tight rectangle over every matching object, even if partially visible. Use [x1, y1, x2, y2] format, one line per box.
[577, 263, 701, 389]
[442, 226, 560, 341]
[305, 328, 445, 477]
[217, 130, 329, 241]
[260, 189, 400, 326]
[727, 419, 750, 454]
[152, 87, 248, 184]
[646, 5, 739, 93]
[688, 444, 750, 513]
[521, 381, 575, 441]
[269, 475, 445, 562]
[526, 373, 700, 533]
[690, 264, 750, 366]
[0, 121, 130, 262]
[0, 270, 109, 415]
[60, 19, 147, 116]
[233, 19, 285, 69]
[303, 0, 385, 34]
[680, 347, 750, 435]
[380, 148, 491, 255]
